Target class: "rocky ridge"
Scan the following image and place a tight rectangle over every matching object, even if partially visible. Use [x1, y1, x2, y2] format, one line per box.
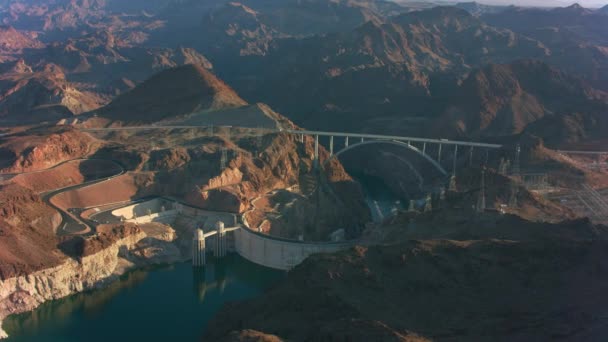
[0, 128, 99, 173]
[0, 62, 106, 124]
[0, 217, 192, 339]
[205, 214, 608, 341]
[0, 25, 43, 55]
[91, 63, 246, 124]
[435, 60, 608, 139]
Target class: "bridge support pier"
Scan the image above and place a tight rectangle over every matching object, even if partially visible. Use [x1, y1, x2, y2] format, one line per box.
[438, 144, 442, 164]
[452, 145, 458, 175]
[469, 146, 474, 166]
[449, 175, 457, 192]
[192, 229, 206, 267]
[214, 221, 227, 258]
[345, 136, 349, 148]
[314, 135, 319, 169]
[422, 142, 427, 155]
[476, 169, 486, 213]
[329, 136, 334, 156]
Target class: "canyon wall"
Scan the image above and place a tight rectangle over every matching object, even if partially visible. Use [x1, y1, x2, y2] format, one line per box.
[0, 223, 182, 340]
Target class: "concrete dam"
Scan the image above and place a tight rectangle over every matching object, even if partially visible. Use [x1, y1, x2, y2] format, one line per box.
[107, 198, 355, 271]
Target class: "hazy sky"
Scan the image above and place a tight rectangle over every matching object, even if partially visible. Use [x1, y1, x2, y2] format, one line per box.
[429, 0, 608, 8]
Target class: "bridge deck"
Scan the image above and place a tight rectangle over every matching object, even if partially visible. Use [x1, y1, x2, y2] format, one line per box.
[83, 126, 502, 149]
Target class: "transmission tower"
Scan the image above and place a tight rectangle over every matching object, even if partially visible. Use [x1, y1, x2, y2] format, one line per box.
[508, 181, 518, 208]
[476, 168, 486, 213]
[511, 144, 521, 178]
[424, 193, 433, 212]
[498, 158, 507, 175]
[449, 174, 457, 192]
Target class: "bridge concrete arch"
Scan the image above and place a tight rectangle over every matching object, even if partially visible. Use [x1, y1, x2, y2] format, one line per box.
[323, 139, 448, 176]
[381, 151, 425, 191]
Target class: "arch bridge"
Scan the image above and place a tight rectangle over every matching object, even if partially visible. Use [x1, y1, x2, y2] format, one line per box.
[83, 125, 503, 177]
[285, 129, 502, 177]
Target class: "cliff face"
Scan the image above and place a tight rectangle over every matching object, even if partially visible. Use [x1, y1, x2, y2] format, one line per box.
[0, 221, 184, 340]
[0, 184, 62, 280]
[176, 133, 369, 240]
[0, 227, 144, 338]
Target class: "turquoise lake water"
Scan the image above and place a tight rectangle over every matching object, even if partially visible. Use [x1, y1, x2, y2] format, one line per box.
[4, 256, 283, 341]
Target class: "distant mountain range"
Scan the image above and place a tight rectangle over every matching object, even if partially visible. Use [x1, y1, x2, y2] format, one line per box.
[0, 0, 606, 147]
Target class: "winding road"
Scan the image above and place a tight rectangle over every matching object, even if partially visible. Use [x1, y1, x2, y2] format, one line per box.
[1, 158, 126, 236]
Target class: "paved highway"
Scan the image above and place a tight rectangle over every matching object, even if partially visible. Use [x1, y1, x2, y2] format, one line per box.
[83, 125, 503, 149]
[29, 159, 126, 236]
[285, 129, 503, 148]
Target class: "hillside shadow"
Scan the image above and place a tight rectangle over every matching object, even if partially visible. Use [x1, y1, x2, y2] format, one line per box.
[57, 236, 85, 261]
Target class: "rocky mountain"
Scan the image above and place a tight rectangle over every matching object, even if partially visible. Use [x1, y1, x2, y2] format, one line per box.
[138, 0, 409, 50]
[249, 0, 408, 36]
[197, 2, 281, 58]
[0, 25, 43, 56]
[205, 212, 608, 340]
[435, 60, 608, 138]
[1, 1, 606, 143]
[524, 108, 608, 148]
[92, 64, 246, 124]
[0, 0, 106, 34]
[454, 1, 506, 16]
[188, 0, 409, 59]
[6, 27, 215, 99]
[0, 128, 99, 172]
[0, 183, 62, 279]
[185, 4, 608, 144]
[33, 29, 211, 71]
[0, 0, 169, 33]
[0, 0, 184, 56]
[483, 3, 607, 45]
[213, 6, 550, 133]
[481, 4, 608, 90]
[0, 62, 105, 125]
